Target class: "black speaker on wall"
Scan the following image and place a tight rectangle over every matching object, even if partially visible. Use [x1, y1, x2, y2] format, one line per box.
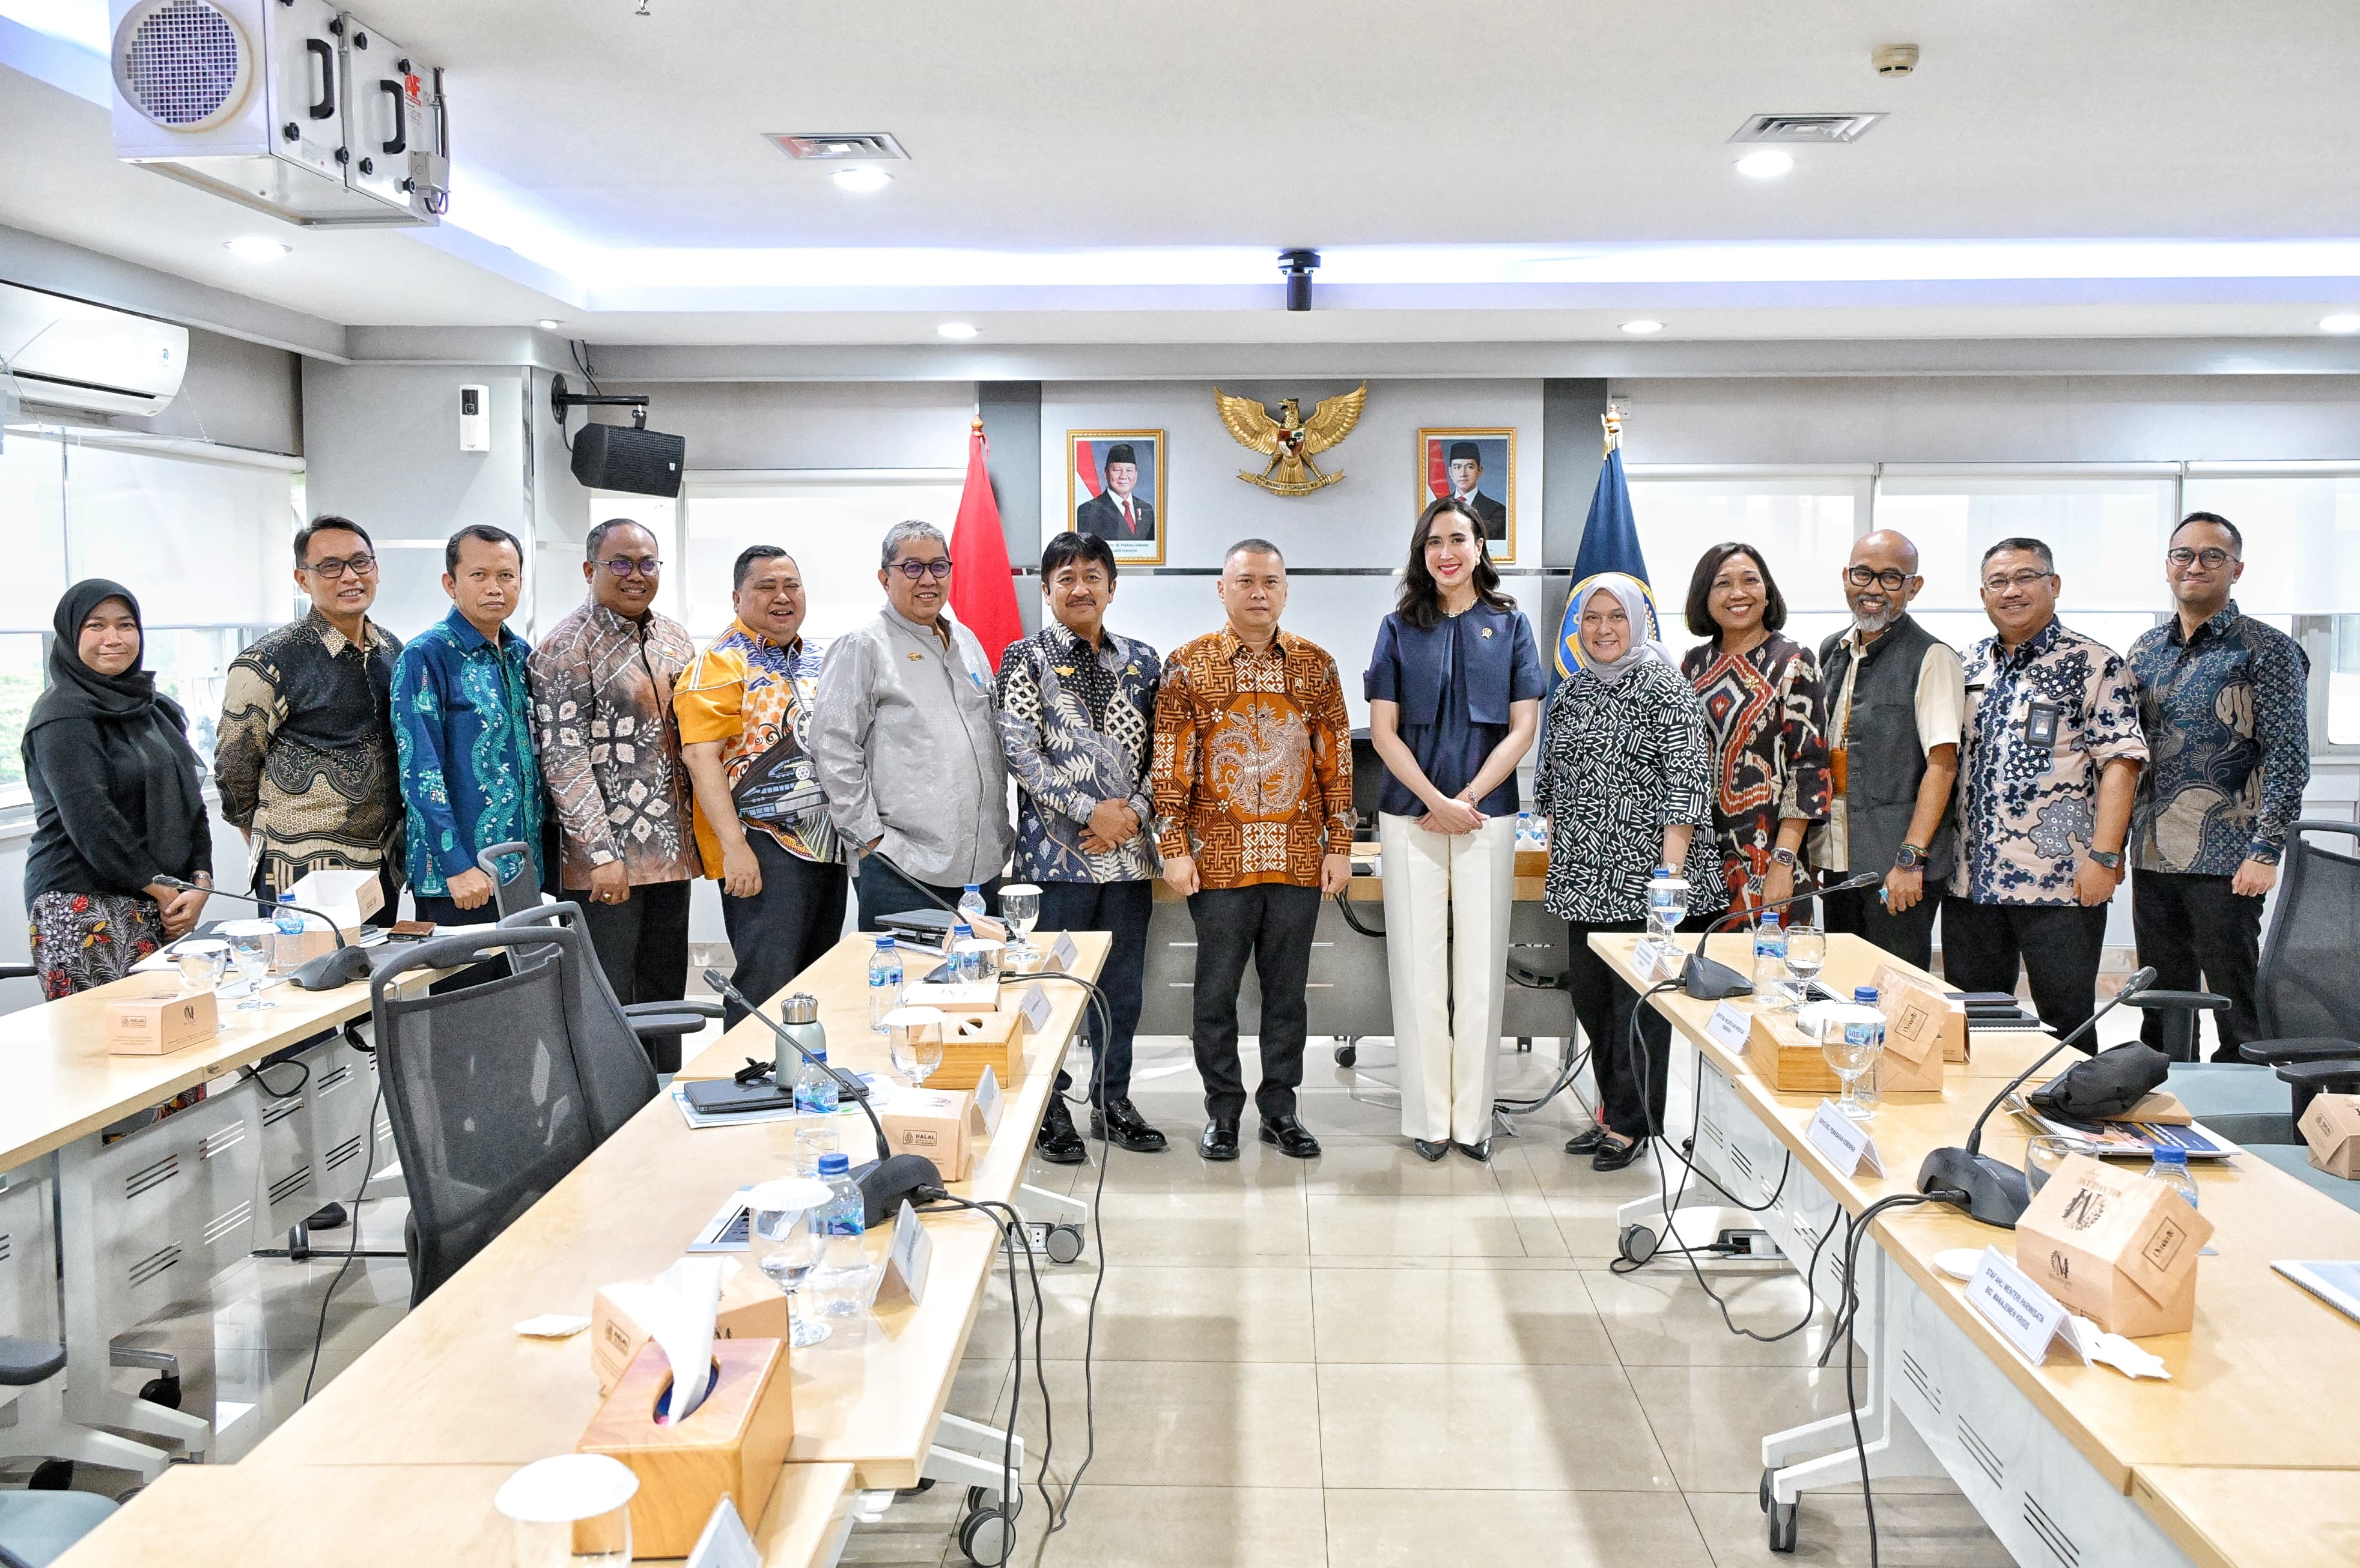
[571, 423, 685, 498]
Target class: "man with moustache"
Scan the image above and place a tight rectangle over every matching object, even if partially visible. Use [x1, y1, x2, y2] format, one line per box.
[1075, 443, 1156, 544]
[1805, 529, 1965, 969]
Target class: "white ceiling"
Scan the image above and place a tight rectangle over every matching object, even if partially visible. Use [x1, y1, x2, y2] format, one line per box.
[8, 1, 2360, 348]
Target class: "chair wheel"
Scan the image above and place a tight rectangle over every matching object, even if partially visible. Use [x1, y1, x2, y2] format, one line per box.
[1759, 1467, 1773, 1512]
[958, 1507, 1014, 1566]
[963, 1485, 1021, 1519]
[1768, 1498, 1798, 1552]
[1044, 1224, 1085, 1265]
[1334, 1044, 1357, 1068]
[28, 1460, 71, 1491]
[138, 1375, 181, 1410]
[1618, 1224, 1658, 1266]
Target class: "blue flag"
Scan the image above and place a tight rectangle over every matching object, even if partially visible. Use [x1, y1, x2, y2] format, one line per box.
[1553, 446, 1659, 682]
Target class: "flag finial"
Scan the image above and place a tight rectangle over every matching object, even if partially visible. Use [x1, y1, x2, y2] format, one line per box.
[1601, 402, 1625, 457]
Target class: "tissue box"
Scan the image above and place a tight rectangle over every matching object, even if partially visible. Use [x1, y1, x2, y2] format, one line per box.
[2015, 1152, 2215, 1338]
[103, 987, 217, 1055]
[932, 1007, 1024, 1090]
[2301, 1093, 2360, 1179]
[287, 867, 384, 935]
[590, 1262, 788, 1397]
[1744, 1010, 1841, 1093]
[1870, 977, 1949, 1094]
[881, 1089, 973, 1181]
[577, 1337, 793, 1559]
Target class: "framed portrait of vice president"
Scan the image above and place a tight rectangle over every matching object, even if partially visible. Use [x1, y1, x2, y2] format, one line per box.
[1066, 429, 1166, 565]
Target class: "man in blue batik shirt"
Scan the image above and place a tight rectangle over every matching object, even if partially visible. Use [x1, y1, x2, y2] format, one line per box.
[2127, 511, 2311, 1061]
[391, 524, 544, 926]
[994, 530, 1166, 1160]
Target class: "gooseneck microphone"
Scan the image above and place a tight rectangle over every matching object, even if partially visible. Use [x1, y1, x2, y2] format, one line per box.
[1678, 870, 1883, 1001]
[1915, 965, 2158, 1228]
[159, 875, 373, 991]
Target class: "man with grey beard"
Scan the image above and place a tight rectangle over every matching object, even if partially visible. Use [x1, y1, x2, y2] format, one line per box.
[1805, 530, 1965, 968]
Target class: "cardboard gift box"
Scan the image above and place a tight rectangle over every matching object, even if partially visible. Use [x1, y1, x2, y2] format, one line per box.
[880, 1089, 975, 1181]
[2301, 1093, 2360, 1179]
[932, 1006, 1024, 1090]
[1873, 962, 1970, 1062]
[2015, 1151, 2216, 1338]
[103, 986, 218, 1055]
[589, 1260, 788, 1397]
[276, 868, 386, 967]
[1871, 976, 1951, 1094]
[577, 1337, 793, 1559]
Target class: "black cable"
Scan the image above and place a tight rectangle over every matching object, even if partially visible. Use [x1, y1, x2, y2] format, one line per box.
[302, 1077, 385, 1402]
[923, 1193, 1025, 1566]
[1331, 888, 1383, 938]
[1832, 1193, 1944, 1568]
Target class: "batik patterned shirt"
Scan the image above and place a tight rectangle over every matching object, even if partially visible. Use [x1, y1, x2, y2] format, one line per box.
[672, 621, 839, 870]
[1534, 659, 1727, 923]
[1951, 618, 2149, 905]
[390, 608, 543, 897]
[1680, 634, 1832, 910]
[1151, 627, 1352, 891]
[994, 621, 1161, 884]
[528, 600, 698, 889]
[2127, 601, 2311, 875]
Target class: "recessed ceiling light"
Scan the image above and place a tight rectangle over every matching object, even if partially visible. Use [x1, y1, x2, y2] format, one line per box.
[832, 167, 893, 193]
[537, 318, 562, 330]
[2322, 313, 2360, 334]
[224, 237, 290, 261]
[1620, 320, 1665, 335]
[1735, 150, 1795, 180]
[937, 322, 978, 339]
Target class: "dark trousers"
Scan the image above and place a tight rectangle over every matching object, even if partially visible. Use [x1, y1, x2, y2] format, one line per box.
[1821, 881, 1939, 973]
[2131, 870, 2264, 1061]
[1038, 879, 1153, 1105]
[719, 836, 851, 1029]
[1187, 883, 1319, 1122]
[1564, 917, 1677, 1141]
[574, 878, 692, 1007]
[1939, 897, 2111, 1045]
[855, 855, 1003, 933]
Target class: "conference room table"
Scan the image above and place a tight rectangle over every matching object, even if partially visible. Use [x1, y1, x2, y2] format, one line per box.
[1596, 931, 2360, 1566]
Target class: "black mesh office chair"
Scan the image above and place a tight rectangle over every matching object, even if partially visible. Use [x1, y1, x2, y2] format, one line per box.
[370, 928, 604, 1304]
[498, 904, 673, 1129]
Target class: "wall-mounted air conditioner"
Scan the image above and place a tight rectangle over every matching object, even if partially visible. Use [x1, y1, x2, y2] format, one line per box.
[108, 0, 448, 228]
[0, 281, 190, 418]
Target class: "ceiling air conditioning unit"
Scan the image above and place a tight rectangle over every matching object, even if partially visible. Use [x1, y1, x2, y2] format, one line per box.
[0, 281, 190, 418]
[107, 0, 448, 228]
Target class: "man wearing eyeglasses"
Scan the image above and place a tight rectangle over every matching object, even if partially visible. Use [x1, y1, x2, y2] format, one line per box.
[811, 520, 1014, 929]
[215, 515, 406, 913]
[1943, 536, 2148, 1044]
[528, 519, 699, 1017]
[1805, 530, 1964, 970]
[2124, 512, 2311, 1060]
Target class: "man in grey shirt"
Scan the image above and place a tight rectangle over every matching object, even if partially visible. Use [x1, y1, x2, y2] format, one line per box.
[811, 520, 1015, 929]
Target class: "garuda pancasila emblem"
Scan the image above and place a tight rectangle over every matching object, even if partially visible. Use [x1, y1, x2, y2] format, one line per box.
[1212, 382, 1367, 496]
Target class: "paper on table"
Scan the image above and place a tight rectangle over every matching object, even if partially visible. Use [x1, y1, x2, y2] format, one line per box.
[644, 1256, 725, 1424]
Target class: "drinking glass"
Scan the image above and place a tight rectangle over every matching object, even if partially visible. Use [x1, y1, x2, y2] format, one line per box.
[999, 883, 1041, 959]
[173, 939, 229, 993]
[1818, 1012, 1883, 1122]
[222, 920, 278, 1011]
[494, 1453, 636, 1567]
[794, 1122, 839, 1178]
[2023, 1134, 2078, 1196]
[888, 1013, 945, 1090]
[1783, 907, 1826, 1005]
[748, 1178, 833, 1348]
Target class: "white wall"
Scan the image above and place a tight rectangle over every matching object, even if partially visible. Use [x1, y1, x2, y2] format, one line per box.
[649, 381, 976, 472]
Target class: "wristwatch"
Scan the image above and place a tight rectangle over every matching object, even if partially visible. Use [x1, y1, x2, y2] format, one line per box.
[1893, 843, 1927, 871]
[1770, 846, 1799, 869]
[2088, 848, 2124, 871]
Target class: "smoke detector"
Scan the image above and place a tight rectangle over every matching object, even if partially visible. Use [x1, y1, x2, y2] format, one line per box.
[1873, 44, 1920, 77]
[765, 132, 909, 162]
[1728, 112, 1885, 145]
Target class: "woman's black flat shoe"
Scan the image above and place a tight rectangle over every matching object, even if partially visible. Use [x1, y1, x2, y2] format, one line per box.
[1412, 1138, 1450, 1162]
[1455, 1138, 1492, 1163]
[1592, 1135, 1648, 1173]
[1563, 1126, 1607, 1156]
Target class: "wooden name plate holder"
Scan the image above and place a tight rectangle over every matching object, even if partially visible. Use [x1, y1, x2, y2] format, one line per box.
[577, 1337, 793, 1558]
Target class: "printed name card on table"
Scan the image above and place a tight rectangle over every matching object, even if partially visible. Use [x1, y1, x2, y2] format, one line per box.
[1048, 931, 1078, 973]
[686, 1494, 761, 1568]
[969, 1064, 1003, 1136]
[876, 1199, 932, 1308]
[1706, 1002, 1751, 1053]
[1633, 937, 1685, 983]
[1019, 983, 1054, 1034]
[1967, 1245, 2075, 1364]
[1806, 1099, 1885, 1176]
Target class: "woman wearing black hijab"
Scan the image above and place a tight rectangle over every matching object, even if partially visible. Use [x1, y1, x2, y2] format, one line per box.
[23, 581, 213, 1000]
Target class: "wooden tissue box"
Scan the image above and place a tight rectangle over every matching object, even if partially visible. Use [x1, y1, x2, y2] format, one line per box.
[1745, 1009, 1842, 1094]
[932, 1007, 1024, 1090]
[576, 1337, 794, 1558]
[104, 987, 218, 1055]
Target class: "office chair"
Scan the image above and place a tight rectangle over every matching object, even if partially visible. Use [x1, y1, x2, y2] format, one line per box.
[497, 904, 671, 1132]
[475, 840, 544, 922]
[369, 928, 604, 1304]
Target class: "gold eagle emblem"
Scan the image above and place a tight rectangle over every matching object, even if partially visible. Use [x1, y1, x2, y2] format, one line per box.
[1213, 383, 1367, 496]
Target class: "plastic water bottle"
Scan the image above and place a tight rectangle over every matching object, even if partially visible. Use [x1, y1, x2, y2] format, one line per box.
[868, 937, 904, 1033]
[272, 892, 306, 971]
[810, 1152, 868, 1317]
[1753, 910, 1788, 1004]
[2145, 1144, 2200, 1210]
[792, 1041, 841, 1117]
[949, 922, 976, 981]
[957, 883, 988, 929]
[1644, 866, 1688, 946]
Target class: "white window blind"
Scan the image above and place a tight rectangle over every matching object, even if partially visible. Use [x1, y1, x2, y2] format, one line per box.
[679, 472, 964, 643]
[62, 440, 293, 628]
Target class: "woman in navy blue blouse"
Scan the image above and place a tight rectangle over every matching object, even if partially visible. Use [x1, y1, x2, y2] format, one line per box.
[1364, 498, 1545, 1161]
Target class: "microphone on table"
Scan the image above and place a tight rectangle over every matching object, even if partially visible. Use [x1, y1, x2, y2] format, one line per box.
[701, 969, 943, 1224]
[1677, 870, 1883, 1001]
[1916, 965, 2158, 1229]
[157, 875, 373, 991]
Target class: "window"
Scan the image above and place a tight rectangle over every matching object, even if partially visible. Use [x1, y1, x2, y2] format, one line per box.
[674, 470, 965, 645]
[1623, 470, 1869, 652]
[2182, 469, 2360, 752]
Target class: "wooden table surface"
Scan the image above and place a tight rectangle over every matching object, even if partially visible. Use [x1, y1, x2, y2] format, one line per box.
[1599, 931, 2360, 1493]
[259, 932, 1107, 1491]
[2127, 1466, 2360, 1568]
[58, 1457, 857, 1567]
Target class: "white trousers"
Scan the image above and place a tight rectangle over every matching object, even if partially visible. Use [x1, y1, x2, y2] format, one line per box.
[1379, 812, 1516, 1143]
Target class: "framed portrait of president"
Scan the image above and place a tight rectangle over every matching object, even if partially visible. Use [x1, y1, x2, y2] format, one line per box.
[1067, 429, 1166, 565]
[1417, 427, 1517, 563]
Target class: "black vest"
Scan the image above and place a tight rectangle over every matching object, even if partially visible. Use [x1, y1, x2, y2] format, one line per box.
[1816, 613, 1956, 880]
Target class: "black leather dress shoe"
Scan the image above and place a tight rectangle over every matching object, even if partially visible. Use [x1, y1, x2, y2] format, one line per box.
[1199, 1117, 1241, 1161]
[1412, 1138, 1450, 1162]
[1033, 1097, 1086, 1165]
[1592, 1134, 1649, 1173]
[1091, 1096, 1169, 1153]
[1259, 1113, 1322, 1159]
[1563, 1125, 1607, 1156]
[1455, 1138, 1492, 1163]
